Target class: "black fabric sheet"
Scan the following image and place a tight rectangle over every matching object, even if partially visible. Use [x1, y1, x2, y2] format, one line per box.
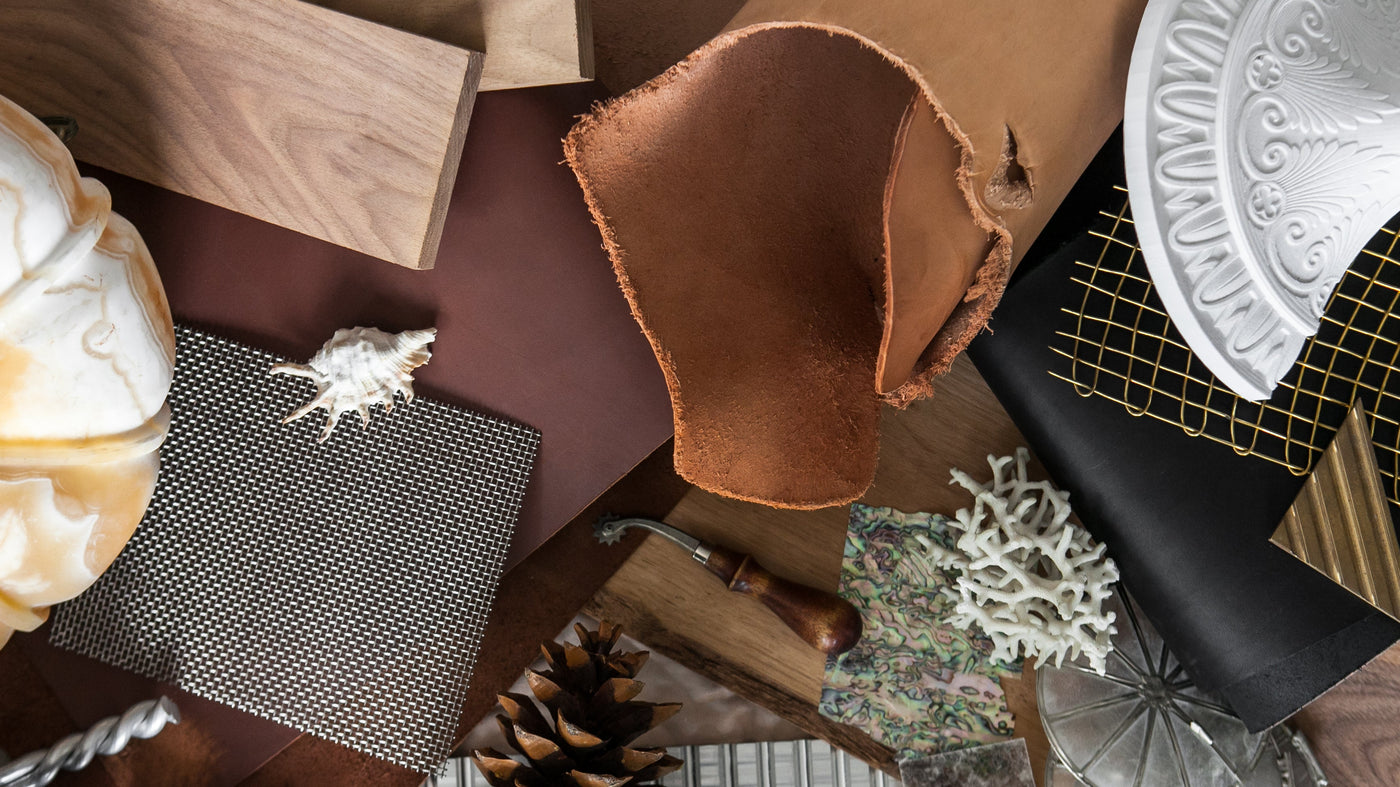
[967, 137, 1400, 730]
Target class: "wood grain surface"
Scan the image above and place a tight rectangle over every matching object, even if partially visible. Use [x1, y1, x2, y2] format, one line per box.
[314, 0, 592, 91]
[587, 538, 901, 774]
[999, 660, 1051, 787]
[0, 0, 482, 269]
[586, 355, 1048, 780]
[1295, 642, 1400, 785]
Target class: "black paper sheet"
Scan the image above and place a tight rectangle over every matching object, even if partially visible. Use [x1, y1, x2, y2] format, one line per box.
[967, 137, 1400, 730]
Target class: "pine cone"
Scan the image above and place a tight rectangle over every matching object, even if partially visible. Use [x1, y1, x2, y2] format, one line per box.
[472, 621, 684, 786]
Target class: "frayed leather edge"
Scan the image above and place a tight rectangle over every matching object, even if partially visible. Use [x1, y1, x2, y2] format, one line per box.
[563, 21, 1015, 504]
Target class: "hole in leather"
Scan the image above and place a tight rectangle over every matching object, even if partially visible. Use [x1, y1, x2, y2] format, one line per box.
[985, 125, 1034, 210]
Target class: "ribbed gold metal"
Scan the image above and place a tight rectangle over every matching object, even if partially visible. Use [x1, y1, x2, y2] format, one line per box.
[1270, 404, 1400, 621]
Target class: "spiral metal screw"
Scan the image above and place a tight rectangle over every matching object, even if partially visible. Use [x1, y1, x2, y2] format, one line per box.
[0, 697, 180, 787]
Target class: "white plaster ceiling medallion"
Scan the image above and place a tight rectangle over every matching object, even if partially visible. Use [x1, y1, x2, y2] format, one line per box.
[1125, 0, 1400, 400]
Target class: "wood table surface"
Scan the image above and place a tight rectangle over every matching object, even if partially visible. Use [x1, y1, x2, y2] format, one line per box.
[586, 354, 1400, 786]
[585, 355, 1048, 779]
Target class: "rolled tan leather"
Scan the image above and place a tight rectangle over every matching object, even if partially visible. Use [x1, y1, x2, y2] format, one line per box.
[568, 1, 1147, 508]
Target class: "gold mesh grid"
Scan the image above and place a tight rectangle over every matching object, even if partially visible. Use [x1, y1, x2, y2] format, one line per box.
[1053, 186, 1400, 507]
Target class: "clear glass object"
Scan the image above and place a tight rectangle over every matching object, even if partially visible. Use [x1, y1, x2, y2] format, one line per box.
[1038, 588, 1327, 787]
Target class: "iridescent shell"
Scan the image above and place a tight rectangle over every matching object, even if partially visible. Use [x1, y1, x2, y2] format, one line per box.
[270, 326, 436, 442]
[0, 96, 176, 649]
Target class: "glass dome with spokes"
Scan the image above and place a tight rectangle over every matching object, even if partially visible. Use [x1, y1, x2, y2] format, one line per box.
[1037, 588, 1318, 787]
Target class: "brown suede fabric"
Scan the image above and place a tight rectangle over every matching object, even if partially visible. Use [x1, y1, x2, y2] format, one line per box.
[567, 2, 1146, 507]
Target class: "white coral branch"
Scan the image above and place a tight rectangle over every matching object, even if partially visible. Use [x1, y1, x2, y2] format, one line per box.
[915, 449, 1120, 674]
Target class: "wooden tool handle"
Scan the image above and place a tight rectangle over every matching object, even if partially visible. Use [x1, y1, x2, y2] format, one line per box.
[702, 545, 863, 655]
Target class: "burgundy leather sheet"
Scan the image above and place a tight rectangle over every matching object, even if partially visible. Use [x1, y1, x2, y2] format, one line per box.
[7, 83, 672, 785]
[98, 83, 673, 572]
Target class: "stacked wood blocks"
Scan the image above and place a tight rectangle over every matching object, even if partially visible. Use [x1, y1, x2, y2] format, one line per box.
[0, 0, 593, 269]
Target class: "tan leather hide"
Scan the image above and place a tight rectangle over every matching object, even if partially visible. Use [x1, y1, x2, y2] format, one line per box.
[567, 1, 1147, 507]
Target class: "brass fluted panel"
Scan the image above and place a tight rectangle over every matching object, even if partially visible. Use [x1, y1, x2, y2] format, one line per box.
[1272, 403, 1400, 621]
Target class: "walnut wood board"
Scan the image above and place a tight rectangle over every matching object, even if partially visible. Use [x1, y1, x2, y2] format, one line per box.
[1272, 402, 1400, 620]
[311, 0, 593, 91]
[1294, 641, 1400, 784]
[586, 355, 1050, 782]
[0, 0, 482, 269]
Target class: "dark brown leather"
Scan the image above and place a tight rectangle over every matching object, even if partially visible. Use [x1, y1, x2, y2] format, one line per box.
[569, 28, 913, 508]
[878, 97, 999, 396]
[16, 634, 268, 787]
[0, 645, 113, 786]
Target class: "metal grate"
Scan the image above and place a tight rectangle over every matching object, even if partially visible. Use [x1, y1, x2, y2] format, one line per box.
[1053, 187, 1400, 508]
[50, 326, 540, 772]
[433, 741, 899, 787]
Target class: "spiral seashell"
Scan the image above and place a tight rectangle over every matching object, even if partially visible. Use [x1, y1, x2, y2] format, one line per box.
[0, 697, 179, 787]
[270, 326, 437, 442]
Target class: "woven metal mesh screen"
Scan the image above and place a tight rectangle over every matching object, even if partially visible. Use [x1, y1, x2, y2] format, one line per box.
[51, 325, 540, 772]
[1054, 186, 1400, 508]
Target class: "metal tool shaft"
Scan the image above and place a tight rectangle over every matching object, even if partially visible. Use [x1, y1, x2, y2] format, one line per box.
[596, 517, 711, 562]
[593, 516, 863, 654]
[0, 697, 179, 787]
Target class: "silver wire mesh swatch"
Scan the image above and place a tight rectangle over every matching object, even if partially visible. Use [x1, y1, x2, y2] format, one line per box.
[50, 325, 540, 772]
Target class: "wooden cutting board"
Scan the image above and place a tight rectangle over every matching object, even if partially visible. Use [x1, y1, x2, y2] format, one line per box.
[585, 355, 1050, 780]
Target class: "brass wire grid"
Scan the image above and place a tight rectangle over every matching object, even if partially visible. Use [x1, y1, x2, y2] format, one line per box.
[1052, 186, 1400, 509]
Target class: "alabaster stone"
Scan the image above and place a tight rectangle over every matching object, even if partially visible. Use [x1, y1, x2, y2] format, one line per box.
[1126, 0, 1400, 400]
[0, 94, 175, 648]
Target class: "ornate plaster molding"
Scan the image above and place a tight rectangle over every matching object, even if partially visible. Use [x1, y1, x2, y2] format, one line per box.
[1126, 0, 1400, 400]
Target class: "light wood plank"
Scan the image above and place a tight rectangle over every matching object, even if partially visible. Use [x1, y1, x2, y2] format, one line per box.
[586, 355, 1046, 780]
[311, 0, 593, 91]
[0, 0, 482, 269]
[999, 660, 1051, 787]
